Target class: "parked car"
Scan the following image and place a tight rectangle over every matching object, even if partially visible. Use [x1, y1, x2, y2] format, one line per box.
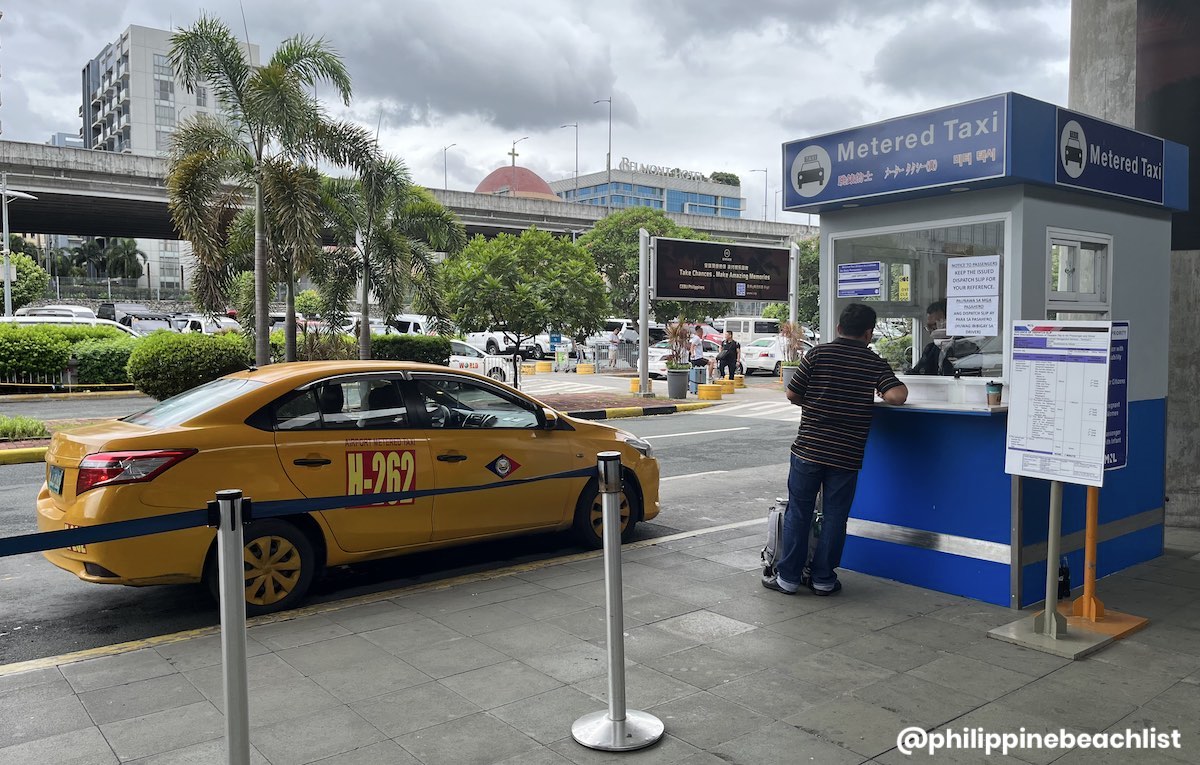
[0, 315, 136, 335]
[173, 314, 242, 334]
[97, 302, 151, 323]
[464, 330, 537, 358]
[741, 337, 814, 376]
[448, 340, 515, 383]
[719, 316, 780, 347]
[645, 338, 719, 379]
[119, 312, 178, 336]
[16, 304, 97, 319]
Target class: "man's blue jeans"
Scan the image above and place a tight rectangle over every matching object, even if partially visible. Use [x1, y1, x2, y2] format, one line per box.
[775, 454, 859, 590]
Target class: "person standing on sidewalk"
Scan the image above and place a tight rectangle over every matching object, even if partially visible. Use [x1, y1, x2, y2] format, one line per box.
[763, 303, 907, 596]
[689, 324, 712, 379]
[716, 329, 740, 380]
[608, 327, 620, 369]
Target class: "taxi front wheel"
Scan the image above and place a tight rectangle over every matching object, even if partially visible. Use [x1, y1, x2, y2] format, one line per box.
[572, 476, 640, 549]
[205, 519, 316, 616]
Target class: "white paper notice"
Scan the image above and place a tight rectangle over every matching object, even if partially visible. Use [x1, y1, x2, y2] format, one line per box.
[1004, 320, 1112, 487]
[947, 296, 998, 335]
[946, 256, 1000, 297]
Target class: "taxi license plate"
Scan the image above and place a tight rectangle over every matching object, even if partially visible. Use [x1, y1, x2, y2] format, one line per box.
[48, 465, 65, 495]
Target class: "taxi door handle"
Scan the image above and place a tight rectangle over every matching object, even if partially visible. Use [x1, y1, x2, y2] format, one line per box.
[437, 453, 468, 463]
[293, 457, 331, 467]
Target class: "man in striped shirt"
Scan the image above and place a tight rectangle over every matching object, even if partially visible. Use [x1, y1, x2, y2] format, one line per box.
[764, 303, 907, 596]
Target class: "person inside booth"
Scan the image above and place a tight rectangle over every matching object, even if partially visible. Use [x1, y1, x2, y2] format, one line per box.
[909, 300, 949, 375]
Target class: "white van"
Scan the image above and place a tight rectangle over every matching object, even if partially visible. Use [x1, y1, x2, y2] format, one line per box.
[717, 316, 780, 346]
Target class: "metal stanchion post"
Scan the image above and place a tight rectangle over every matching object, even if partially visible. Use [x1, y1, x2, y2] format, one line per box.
[216, 489, 251, 765]
[1033, 480, 1068, 639]
[572, 452, 664, 752]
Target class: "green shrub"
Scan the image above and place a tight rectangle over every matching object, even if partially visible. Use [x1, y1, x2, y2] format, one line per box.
[371, 334, 451, 365]
[0, 414, 49, 440]
[73, 336, 139, 384]
[875, 334, 913, 372]
[268, 328, 357, 362]
[38, 325, 126, 344]
[0, 326, 71, 376]
[127, 332, 251, 400]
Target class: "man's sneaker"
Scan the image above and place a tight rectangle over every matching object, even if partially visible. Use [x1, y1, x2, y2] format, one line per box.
[762, 573, 799, 595]
[808, 579, 843, 597]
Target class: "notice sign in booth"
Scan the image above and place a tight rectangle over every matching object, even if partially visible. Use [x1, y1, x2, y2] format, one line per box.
[651, 238, 788, 302]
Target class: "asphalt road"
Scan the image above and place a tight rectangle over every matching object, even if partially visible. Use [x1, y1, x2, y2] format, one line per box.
[0, 411, 797, 664]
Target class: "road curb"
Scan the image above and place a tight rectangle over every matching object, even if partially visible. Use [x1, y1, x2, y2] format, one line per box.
[0, 390, 140, 402]
[0, 447, 48, 465]
[568, 401, 717, 420]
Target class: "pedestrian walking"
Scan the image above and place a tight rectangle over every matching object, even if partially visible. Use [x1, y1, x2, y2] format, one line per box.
[763, 303, 908, 597]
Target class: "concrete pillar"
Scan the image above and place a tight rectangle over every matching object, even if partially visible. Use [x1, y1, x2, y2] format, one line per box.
[1070, 0, 1200, 527]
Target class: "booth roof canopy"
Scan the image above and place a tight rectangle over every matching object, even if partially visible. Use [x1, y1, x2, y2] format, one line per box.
[781, 92, 1188, 215]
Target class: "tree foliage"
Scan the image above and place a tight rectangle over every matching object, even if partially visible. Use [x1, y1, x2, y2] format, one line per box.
[709, 171, 740, 186]
[104, 238, 146, 280]
[758, 237, 820, 330]
[9, 253, 50, 311]
[577, 207, 731, 324]
[294, 289, 321, 317]
[444, 228, 607, 349]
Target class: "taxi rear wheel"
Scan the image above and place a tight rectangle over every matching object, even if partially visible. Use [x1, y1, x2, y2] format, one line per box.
[572, 476, 639, 549]
[205, 520, 316, 616]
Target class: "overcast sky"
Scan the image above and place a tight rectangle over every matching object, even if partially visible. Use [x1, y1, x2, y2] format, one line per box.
[2, 0, 1070, 224]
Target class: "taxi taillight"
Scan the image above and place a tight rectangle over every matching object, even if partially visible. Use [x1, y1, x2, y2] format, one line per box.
[76, 449, 197, 494]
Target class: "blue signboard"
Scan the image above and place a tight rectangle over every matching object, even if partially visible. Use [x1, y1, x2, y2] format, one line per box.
[1055, 109, 1163, 205]
[782, 94, 1008, 210]
[836, 262, 881, 298]
[1105, 321, 1129, 471]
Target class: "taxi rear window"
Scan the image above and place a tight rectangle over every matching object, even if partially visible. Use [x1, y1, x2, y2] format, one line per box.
[124, 377, 264, 428]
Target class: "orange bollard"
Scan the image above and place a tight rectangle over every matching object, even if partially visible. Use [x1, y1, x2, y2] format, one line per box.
[1070, 486, 1105, 621]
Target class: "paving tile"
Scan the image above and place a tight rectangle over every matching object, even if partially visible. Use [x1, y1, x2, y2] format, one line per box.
[765, 612, 871, 648]
[945, 702, 1091, 765]
[951, 638, 1072, 678]
[633, 551, 705, 570]
[1047, 745, 1186, 764]
[853, 673, 986, 729]
[247, 614, 351, 651]
[1051, 658, 1180, 708]
[705, 592, 809, 626]
[400, 581, 549, 616]
[907, 653, 1033, 701]
[359, 616, 464, 655]
[500, 589, 594, 620]
[60, 648, 176, 693]
[543, 607, 633, 641]
[1105, 706, 1196, 764]
[646, 690, 771, 749]
[708, 720, 863, 765]
[697, 548, 763, 571]
[653, 611, 756, 643]
[0, 667, 65, 697]
[549, 733, 704, 764]
[706, 669, 823, 718]
[662, 558, 745, 582]
[127, 737, 270, 764]
[0, 692, 93, 749]
[350, 680, 480, 737]
[926, 601, 1025, 631]
[878, 615, 986, 654]
[491, 686, 605, 744]
[183, 652, 304, 703]
[153, 633, 270, 673]
[620, 593, 696, 624]
[250, 705, 384, 765]
[79, 673, 204, 726]
[829, 632, 943, 673]
[600, 623, 702, 664]
[100, 700, 225, 762]
[667, 577, 752, 608]
[816, 601, 925, 631]
[1145, 679, 1200, 718]
[395, 634, 509, 679]
[643, 646, 764, 690]
[277, 634, 431, 702]
[785, 694, 920, 758]
[439, 660, 562, 709]
[0, 675, 76, 704]
[520, 638, 612, 683]
[992, 672, 1136, 733]
[781, 648, 897, 694]
[395, 711, 541, 765]
[475, 621, 582, 657]
[522, 568, 606, 590]
[493, 748, 576, 765]
[573, 665, 702, 709]
[0, 727, 117, 765]
[432, 602, 534, 636]
[210, 675, 342, 728]
[308, 740, 420, 764]
[323, 600, 421, 633]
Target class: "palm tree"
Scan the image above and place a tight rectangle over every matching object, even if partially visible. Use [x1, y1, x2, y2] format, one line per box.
[167, 15, 378, 365]
[104, 238, 146, 280]
[71, 238, 107, 277]
[320, 157, 467, 358]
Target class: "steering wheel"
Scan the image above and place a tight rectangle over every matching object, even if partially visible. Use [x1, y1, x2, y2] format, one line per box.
[426, 402, 451, 428]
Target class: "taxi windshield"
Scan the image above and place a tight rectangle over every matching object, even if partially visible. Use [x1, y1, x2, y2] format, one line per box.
[124, 377, 264, 428]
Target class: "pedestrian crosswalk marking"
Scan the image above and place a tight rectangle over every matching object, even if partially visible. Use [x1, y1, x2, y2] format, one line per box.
[697, 400, 799, 420]
[519, 379, 613, 395]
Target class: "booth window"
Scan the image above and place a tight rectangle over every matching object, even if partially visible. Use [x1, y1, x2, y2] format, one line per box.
[832, 219, 1005, 377]
[1047, 232, 1110, 319]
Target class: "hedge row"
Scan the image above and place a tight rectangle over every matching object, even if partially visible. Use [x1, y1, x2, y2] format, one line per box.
[371, 334, 451, 365]
[126, 332, 251, 400]
[0, 324, 125, 377]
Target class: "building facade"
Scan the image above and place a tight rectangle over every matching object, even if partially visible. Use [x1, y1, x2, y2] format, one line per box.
[78, 25, 259, 295]
[548, 161, 744, 218]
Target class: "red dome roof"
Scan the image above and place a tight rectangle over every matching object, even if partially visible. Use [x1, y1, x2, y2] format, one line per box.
[475, 166, 560, 200]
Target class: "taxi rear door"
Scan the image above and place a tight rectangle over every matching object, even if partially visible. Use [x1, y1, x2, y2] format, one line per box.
[406, 372, 573, 541]
[270, 374, 434, 553]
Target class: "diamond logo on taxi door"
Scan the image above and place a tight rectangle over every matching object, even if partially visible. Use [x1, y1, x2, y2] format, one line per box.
[486, 454, 521, 479]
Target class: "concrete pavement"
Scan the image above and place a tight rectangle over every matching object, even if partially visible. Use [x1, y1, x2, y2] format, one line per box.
[2, 523, 1198, 764]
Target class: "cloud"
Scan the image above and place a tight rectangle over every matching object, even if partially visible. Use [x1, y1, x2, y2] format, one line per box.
[774, 96, 873, 138]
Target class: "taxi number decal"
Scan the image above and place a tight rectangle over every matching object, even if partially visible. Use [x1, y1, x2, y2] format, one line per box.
[347, 449, 416, 507]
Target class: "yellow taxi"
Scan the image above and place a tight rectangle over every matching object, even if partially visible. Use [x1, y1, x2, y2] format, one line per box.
[37, 361, 659, 614]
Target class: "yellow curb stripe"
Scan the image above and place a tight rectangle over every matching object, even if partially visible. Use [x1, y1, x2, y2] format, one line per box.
[602, 406, 647, 419]
[0, 516, 766, 678]
[0, 447, 47, 465]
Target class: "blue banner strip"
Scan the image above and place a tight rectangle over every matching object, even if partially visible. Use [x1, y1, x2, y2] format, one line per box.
[0, 466, 598, 559]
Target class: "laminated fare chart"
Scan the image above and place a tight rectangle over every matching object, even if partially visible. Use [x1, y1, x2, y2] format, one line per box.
[1004, 322, 1112, 487]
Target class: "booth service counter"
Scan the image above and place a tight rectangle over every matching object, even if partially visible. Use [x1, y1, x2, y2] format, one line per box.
[783, 93, 1187, 608]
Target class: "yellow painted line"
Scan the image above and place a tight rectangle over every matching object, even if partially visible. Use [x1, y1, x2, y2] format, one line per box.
[0, 447, 47, 465]
[673, 402, 718, 413]
[0, 516, 767, 678]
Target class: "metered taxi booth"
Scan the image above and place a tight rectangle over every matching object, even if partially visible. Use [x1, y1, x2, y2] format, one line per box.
[782, 93, 1188, 610]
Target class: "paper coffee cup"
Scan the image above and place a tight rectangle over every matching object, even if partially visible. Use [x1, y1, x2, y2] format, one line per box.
[986, 381, 1003, 405]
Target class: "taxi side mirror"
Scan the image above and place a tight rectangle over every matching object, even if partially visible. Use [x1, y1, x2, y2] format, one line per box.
[541, 408, 559, 429]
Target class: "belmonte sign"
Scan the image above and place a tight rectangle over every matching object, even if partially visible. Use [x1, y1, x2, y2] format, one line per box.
[618, 157, 707, 181]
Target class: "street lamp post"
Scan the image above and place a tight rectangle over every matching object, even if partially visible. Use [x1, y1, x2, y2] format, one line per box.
[750, 168, 768, 221]
[442, 143, 456, 191]
[560, 123, 579, 198]
[774, 189, 782, 222]
[509, 137, 529, 197]
[594, 97, 612, 205]
[2, 173, 39, 317]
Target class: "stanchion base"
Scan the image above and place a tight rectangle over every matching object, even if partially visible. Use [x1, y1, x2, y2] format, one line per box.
[572, 710, 665, 751]
[988, 613, 1113, 660]
[1057, 602, 1150, 639]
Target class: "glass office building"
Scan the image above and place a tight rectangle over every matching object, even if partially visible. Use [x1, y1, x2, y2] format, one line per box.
[548, 168, 744, 218]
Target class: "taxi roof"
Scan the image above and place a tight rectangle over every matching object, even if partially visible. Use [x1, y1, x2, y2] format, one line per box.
[233, 360, 451, 385]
